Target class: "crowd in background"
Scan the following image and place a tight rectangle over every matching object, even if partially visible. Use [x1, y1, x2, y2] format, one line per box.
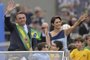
[4, 0, 90, 60]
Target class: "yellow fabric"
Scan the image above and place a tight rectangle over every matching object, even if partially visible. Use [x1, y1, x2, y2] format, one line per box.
[18, 27, 30, 49]
[85, 49, 90, 60]
[16, 24, 31, 50]
[88, 51, 90, 60]
[70, 49, 90, 60]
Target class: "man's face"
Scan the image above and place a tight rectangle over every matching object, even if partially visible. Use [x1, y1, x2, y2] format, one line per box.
[16, 14, 26, 26]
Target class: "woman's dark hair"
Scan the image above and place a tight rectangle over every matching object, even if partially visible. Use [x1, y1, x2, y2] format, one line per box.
[50, 16, 62, 31]
[54, 41, 63, 51]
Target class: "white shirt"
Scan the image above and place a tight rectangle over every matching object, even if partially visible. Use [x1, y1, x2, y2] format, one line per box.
[23, 24, 28, 34]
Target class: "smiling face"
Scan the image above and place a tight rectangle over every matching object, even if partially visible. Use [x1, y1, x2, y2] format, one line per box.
[52, 18, 62, 30]
[16, 13, 26, 26]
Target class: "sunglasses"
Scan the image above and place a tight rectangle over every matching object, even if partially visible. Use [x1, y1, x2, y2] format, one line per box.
[44, 45, 49, 48]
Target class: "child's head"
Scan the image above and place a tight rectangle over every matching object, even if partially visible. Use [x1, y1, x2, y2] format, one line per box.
[50, 41, 63, 51]
[74, 37, 84, 49]
[85, 34, 90, 46]
[37, 42, 49, 51]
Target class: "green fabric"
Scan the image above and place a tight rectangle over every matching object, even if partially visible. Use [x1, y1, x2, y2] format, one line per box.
[84, 46, 90, 50]
[31, 28, 41, 40]
[16, 23, 31, 50]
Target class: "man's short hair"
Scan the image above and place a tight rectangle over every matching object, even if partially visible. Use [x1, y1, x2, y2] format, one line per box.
[15, 11, 26, 19]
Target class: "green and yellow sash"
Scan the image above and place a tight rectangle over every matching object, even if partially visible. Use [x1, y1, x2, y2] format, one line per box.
[16, 23, 31, 50]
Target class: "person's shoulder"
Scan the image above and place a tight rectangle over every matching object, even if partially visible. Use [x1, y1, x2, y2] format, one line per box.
[84, 46, 89, 50]
[71, 49, 78, 52]
[84, 49, 90, 52]
[83, 49, 90, 55]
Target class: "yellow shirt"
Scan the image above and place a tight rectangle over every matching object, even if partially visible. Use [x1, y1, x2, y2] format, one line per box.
[89, 50, 90, 60]
[70, 49, 90, 60]
[84, 49, 90, 60]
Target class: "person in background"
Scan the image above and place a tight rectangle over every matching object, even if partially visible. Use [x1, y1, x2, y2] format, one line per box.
[50, 41, 63, 51]
[84, 34, 90, 60]
[34, 6, 45, 26]
[30, 20, 42, 50]
[40, 22, 49, 42]
[25, 6, 33, 25]
[50, 41, 63, 60]
[28, 42, 50, 60]
[70, 37, 90, 60]
[36, 42, 49, 51]
[30, 22, 49, 50]
[68, 17, 80, 44]
[85, 34, 90, 50]
[79, 18, 89, 36]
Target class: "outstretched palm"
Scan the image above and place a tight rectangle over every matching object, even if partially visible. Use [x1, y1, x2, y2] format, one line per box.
[79, 13, 88, 22]
[6, 0, 16, 13]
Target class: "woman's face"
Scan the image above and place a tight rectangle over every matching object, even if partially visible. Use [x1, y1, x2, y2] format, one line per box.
[52, 18, 62, 30]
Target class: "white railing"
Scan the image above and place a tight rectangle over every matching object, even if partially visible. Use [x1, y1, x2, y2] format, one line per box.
[0, 51, 65, 60]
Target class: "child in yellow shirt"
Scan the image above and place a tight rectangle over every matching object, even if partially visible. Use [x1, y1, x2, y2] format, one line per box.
[85, 34, 90, 50]
[70, 37, 90, 60]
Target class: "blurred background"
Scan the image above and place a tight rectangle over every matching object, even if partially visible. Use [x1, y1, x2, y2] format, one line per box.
[0, 0, 90, 51]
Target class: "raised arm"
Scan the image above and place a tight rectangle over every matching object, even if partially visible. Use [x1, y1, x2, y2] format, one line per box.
[5, 0, 16, 32]
[5, 0, 15, 14]
[45, 28, 51, 47]
[43, 23, 51, 46]
[65, 13, 88, 36]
